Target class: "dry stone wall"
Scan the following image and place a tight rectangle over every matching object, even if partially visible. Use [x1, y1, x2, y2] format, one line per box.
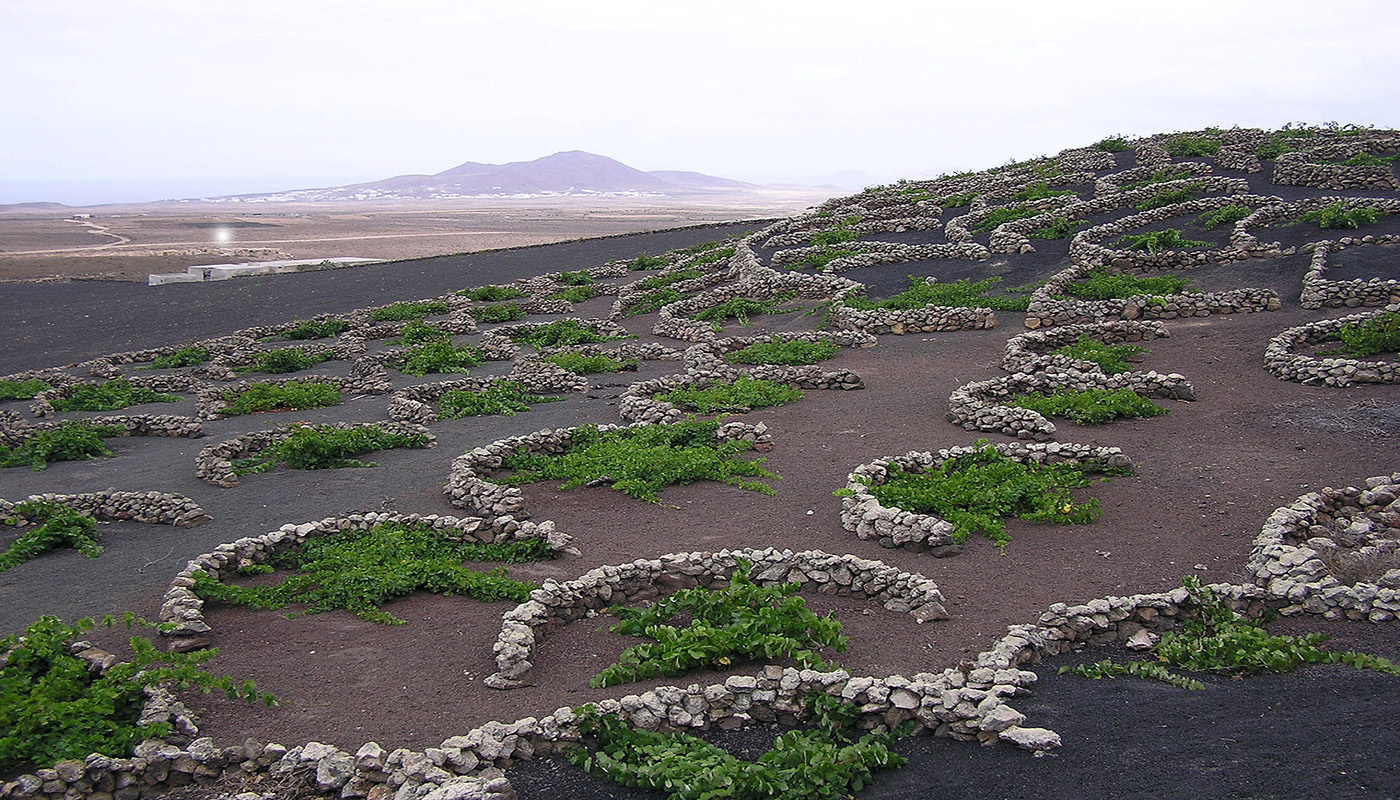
[0, 491, 209, 528]
[1263, 303, 1400, 386]
[195, 421, 434, 488]
[1298, 239, 1400, 309]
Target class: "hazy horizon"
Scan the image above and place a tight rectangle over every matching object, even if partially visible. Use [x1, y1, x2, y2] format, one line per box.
[4, 0, 1399, 205]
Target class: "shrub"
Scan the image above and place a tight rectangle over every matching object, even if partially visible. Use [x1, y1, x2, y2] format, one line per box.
[858, 441, 1127, 550]
[0, 378, 48, 402]
[846, 276, 1029, 312]
[1011, 181, 1075, 202]
[1255, 137, 1293, 160]
[624, 288, 682, 316]
[190, 523, 543, 625]
[0, 422, 124, 470]
[275, 319, 349, 340]
[219, 381, 341, 416]
[147, 346, 210, 369]
[391, 342, 484, 376]
[1114, 229, 1212, 253]
[1009, 387, 1169, 425]
[368, 301, 449, 322]
[689, 246, 737, 267]
[570, 694, 908, 800]
[543, 352, 638, 374]
[1297, 202, 1383, 230]
[638, 267, 702, 290]
[626, 254, 669, 271]
[935, 191, 978, 208]
[812, 226, 858, 246]
[1134, 183, 1202, 211]
[501, 419, 780, 503]
[458, 285, 525, 301]
[691, 294, 799, 331]
[470, 302, 526, 323]
[241, 347, 331, 375]
[590, 559, 846, 688]
[1337, 152, 1399, 167]
[971, 205, 1036, 233]
[1063, 576, 1400, 690]
[438, 382, 563, 418]
[510, 320, 622, 349]
[1198, 204, 1252, 231]
[0, 615, 273, 775]
[1165, 133, 1221, 157]
[51, 379, 181, 412]
[1029, 217, 1089, 239]
[1318, 311, 1400, 358]
[728, 339, 839, 366]
[0, 502, 101, 571]
[557, 270, 594, 286]
[1052, 335, 1149, 375]
[549, 285, 598, 303]
[791, 248, 858, 270]
[1060, 268, 1191, 300]
[657, 377, 803, 415]
[1095, 135, 1131, 153]
[1120, 168, 1191, 191]
[232, 423, 430, 475]
[398, 320, 451, 345]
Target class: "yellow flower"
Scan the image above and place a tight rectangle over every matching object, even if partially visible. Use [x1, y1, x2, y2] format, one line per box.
[1060, 503, 1073, 514]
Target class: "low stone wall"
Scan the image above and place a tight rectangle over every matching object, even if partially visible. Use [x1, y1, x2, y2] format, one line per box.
[1069, 194, 1270, 271]
[444, 421, 772, 525]
[1235, 196, 1400, 256]
[1273, 151, 1400, 191]
[386, 366, 588, 425]
[1299, 239, 1400, 309]
[1001, 320, 1171, 374]
[475, 318, 631, 359]
[946, 367, 1194, 439]
[0, 491, 209, 527]
[770, 241, 989, 273]
[26, 374, 205, 418]
[0, 414, 204, 448]
[195, 421, 434, 488]
[1024, 261, 1281, 329]
[1092, 162, 1216, 196]
[1263, 304, 1400, 386]
[1245, 474, 1400, 622]
[827, 303, 997, 335]
[157, 511, 572, 643]
[484, 547, 950, 689]
[193, 371, 392, 419]
[840, 442, 1134, 554]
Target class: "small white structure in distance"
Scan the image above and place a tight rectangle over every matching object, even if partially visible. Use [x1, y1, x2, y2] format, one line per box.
[148, 257, 381, 286]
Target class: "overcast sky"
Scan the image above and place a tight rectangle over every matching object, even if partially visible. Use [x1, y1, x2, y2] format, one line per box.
[3, 0, 1399, 205]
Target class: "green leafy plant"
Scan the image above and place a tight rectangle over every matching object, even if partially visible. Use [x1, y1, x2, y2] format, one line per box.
[0, 615, 274, 775]
[1255, 136, 1293, 160]
[728, 339, 839, 366]
[1337, 152, 1400, 167]
[398, 320, 451, 345]
[0, 502, 101, 571]
[1164, 133, 1221, 157]
[50, 379, 181, 412]
[656, 377, 803, 415]
[543, 352, 638, 374]
[1120, 168, 1192, 191]
[557, 270, 595, 286]
[1009, 387, 1169, 425]
[1114, 229, 1212, 253]
[510, 320, 622, 349]
[1060, 267, 1191, 300]
[688, 245, 736, 267]
[812, 226, 858, 246]
[231, 423, 429, 475]
[1198, 204, 1252, 231]
[971, 205, 1036, 233]
[391, 342, 484, 376]
[190, 523, 544, 625]
[691, 294, 800, 331]
[501, 419, 780, 503]
[569, 694, 908, 800]
[638, 267, 702, 290]
[1296, 202, 1383, 230]
[438, 382, 563, 418]
[1134, 183, 1203, 211]
[845, 276, 1029, 312]
[0, 379, 49, 402]
[274, 319, 349, 341]
[1029, 216, 1089, 239]
[240, 347, 331, 375]
[368, 300, 449, 322]
[1062, 576, 1400, 689]
[858, 441, 1127, 550]
[549, 285, 598, 303]
[590, 559, 847, 688]
[146, 346, 210, 369]
[935, 191, 978, 208]
[1012, 181, 1075, 202]
[1095, 135, 1131, 153]
[626, 254, 669, 271]
[458, 285, 526, 301]
[624, 288, 683, 316]
[790, 248, 858, 271]
[0, 421, 124, 470]
[470, 302, 527, 323]
[1052, 335, 1149, 375]
[1317, 311, 1400, 357]
[219, 381, 341, 416]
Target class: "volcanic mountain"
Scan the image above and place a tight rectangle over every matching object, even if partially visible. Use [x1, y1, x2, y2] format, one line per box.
[206, 151, 755, 202]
